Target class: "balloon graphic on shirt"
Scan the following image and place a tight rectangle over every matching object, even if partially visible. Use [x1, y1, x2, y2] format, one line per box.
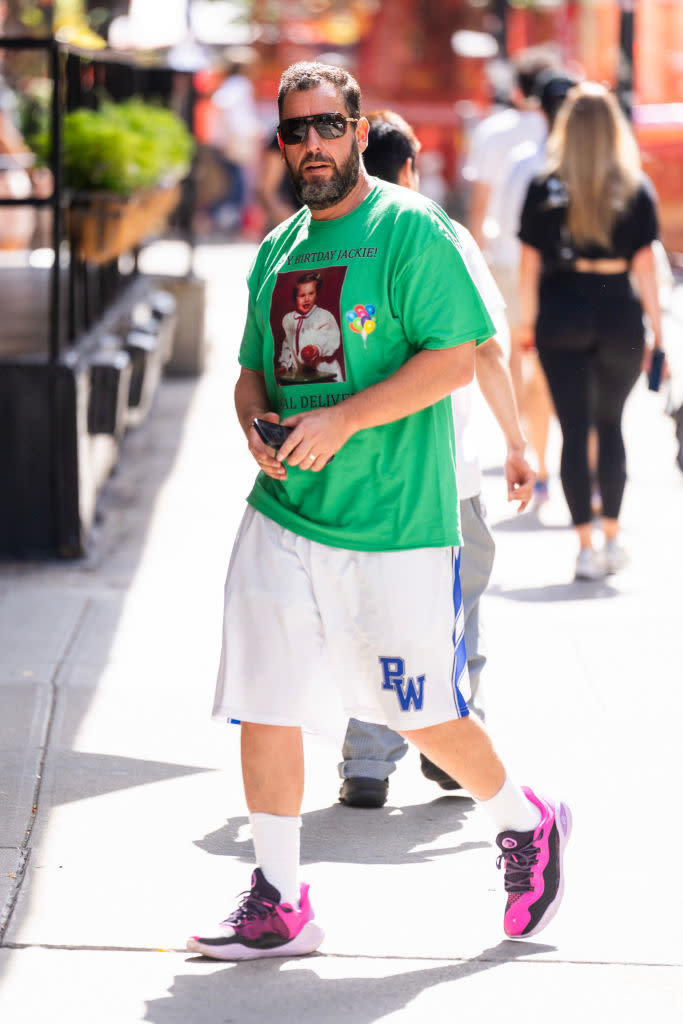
[345, 303, 377, 347]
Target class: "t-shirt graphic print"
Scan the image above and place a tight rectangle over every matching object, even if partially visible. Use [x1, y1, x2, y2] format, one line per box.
[270, 266, 347, 385]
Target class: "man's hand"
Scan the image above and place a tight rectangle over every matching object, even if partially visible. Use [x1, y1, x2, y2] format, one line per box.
[505, 448, 536, 513]
[276, 405, 352, 472]
[247, 411, 288, 480]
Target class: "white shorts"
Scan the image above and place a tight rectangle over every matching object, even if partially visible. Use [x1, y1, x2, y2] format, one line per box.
[212, 507, 470, 734]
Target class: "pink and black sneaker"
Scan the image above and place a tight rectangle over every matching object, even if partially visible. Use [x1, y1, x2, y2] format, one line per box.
[186, 868, 324, 961]
[496, 787, 572, 938]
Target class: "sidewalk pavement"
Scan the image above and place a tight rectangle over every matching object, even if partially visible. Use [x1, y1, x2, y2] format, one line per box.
[1, 241, 682, 1023]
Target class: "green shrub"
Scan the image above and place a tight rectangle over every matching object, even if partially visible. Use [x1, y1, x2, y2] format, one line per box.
[32, 98, 195, 195]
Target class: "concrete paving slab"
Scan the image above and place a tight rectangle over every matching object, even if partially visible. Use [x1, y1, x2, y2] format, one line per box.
[54, 596, 127, 674]
[2, 669, 229, 949]
[0, 949, 682, 1024]
[6, 720, 683, 967]
[0, 849, 27, 935]
[0, 683, 52, 846]
[0, 589, 88, 677]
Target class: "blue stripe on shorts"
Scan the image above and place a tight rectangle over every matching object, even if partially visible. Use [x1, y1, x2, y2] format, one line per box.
[451, 548, 470, 718]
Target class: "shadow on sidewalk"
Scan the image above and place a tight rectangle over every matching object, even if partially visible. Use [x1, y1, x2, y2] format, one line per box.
[0, 371, 205, 951]
[194, 797, 488, 868]
[486, 580, 620, 603]
[144, 940, 556, 1024]
[490, 510, 569, 533]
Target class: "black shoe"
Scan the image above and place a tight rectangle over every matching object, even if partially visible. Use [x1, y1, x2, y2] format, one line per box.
[419, 754, 463, 792]
[339, 777, 388, 808]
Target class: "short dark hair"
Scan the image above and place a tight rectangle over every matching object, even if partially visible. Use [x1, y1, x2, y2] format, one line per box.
[363, 110, 420, 184]
[278, 61, 361, 120]
[513, 46, 561, 99]
[534, 69, 579, 128]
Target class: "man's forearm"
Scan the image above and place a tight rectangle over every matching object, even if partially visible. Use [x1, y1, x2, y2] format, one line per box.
[243, 344, 476, 470]
[338, 343, 475, 436]
[475, 338, 527, 452]
[235, 368, 272, 435]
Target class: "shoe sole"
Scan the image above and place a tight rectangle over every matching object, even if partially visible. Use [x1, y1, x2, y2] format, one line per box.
[340, 799, 386, 808]
[186, 920, 325, 961]
[339, 781, 388, 808]
[507, 799, 573, 940]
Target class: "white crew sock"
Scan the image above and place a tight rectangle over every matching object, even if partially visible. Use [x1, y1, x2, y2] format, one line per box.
[479, 777, 542, 835]
[249, 812, 301, 905]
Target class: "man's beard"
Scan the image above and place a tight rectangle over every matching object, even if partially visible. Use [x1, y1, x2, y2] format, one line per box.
[287, 139, 360, 210]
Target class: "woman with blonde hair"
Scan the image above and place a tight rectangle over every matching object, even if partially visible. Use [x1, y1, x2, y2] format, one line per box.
[518, 81, 665, 580]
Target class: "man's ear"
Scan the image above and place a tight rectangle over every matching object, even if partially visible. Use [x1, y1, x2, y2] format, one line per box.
[355, 116, 369, 153]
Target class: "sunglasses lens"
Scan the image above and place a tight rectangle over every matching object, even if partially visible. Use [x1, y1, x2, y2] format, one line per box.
[279, 114, 348, 144]
[315, 115, 347, 139]
[280, 120, 307, 144]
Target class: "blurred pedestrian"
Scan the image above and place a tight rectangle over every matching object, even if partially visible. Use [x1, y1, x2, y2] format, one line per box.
[490, 68, 579, 503]
[338, 109, 536, 809]
[462, 46, 561, 497]
[0, 2, 51, 249]
[463, 45, 560, 255]
[255, 131, 301, 232]
[187, 61, 571, 962]
[518, 81, 665, 580]
[207, 52, 264, 233]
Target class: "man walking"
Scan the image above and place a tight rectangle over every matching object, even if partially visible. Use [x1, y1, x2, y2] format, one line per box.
[187, 62, 571, 961]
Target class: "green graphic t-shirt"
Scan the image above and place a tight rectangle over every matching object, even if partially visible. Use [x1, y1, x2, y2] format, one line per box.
[239, 180, 495, 551]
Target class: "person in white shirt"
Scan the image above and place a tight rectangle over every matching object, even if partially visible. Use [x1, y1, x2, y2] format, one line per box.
[339, 110, 536, 807]
[209, 55, 264, 230]
[462, 46, 559, 262]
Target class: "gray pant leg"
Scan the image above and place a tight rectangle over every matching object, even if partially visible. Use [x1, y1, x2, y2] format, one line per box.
[338, 718, 409, 780]
[459, 494, 496, 722]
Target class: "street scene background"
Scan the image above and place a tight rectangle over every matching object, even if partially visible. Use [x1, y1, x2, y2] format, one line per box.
[2, 1, 683, 1020]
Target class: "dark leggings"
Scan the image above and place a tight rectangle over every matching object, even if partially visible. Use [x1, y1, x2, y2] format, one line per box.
[536, 273, 644, 526]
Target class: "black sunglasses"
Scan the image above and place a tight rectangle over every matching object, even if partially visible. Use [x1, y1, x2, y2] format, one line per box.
[277, 112, 359, 146]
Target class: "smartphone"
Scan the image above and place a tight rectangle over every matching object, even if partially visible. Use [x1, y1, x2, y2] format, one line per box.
[252, 418, 294, 451]
[648, 348, 665, 392]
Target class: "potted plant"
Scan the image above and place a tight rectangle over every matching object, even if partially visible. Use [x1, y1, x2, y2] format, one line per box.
[32, 97, 195, 263]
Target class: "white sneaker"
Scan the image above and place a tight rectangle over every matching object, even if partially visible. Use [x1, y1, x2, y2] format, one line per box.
[604, 539, 628, 574]
[575, 547, 606, 581]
